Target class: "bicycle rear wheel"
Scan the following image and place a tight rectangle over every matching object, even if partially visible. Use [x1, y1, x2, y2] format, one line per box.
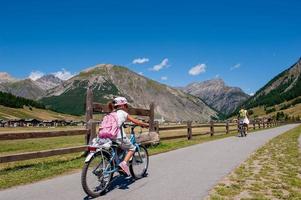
[130, 145, 149, 179]
[81, 152, 113, 197]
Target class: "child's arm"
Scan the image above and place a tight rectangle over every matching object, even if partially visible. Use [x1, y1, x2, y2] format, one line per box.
[127, 115, 149, 128]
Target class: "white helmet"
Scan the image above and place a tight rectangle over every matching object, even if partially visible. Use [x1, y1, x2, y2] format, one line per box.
[113, 97, 128, 106]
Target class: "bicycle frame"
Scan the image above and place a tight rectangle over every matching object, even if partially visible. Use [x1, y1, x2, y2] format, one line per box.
[101, 125, 142, 175]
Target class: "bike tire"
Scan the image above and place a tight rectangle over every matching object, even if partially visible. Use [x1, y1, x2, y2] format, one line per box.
[81, 151, 113, 198]
[129, 145, 149, 179]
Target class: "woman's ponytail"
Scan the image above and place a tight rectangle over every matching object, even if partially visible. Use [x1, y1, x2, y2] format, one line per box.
[108, 101, 114, 112]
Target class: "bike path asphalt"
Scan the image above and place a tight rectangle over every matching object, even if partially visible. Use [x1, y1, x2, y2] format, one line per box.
[0, 124, 298, 200]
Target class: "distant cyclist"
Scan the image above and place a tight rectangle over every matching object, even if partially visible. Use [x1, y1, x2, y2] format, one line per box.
[238, 107, 249, 135]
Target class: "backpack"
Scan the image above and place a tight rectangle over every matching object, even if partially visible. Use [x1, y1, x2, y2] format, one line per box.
[98, 112, 120, 139]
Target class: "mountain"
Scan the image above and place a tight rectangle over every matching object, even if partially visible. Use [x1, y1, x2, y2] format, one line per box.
[0, 74, 62, 100]
[35, 74, 63, 90]
[41, 64, 218, 121]
[242, 57, 301, 110]
[0, 72, 16, 83]
[181, 78, 249, 115]
[0, 79, 46, 100]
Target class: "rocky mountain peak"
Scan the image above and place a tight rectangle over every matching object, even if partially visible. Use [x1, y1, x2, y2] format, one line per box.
[35, 74, 63, 90]
[182, 78, 249, 115]
[82, 64, 114, 73]
[0, 72, 16, 83]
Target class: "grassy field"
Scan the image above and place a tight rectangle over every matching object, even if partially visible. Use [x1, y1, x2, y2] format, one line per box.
[0, 105, 83, 121]
[0, 124, 273, 190]
[207, 125, 301, 200]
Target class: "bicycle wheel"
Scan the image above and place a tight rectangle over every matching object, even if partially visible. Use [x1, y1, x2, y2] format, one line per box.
[130, 145, 149, 179]
[81, 151, 113, 197]
[243, 126, 247, 137]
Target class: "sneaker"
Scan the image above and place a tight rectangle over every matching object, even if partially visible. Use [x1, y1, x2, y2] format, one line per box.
[119, 161, 131, 176]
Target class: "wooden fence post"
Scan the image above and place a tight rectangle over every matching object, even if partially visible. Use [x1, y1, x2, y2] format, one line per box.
[187, 121, 192, 140]
[263, 119, 266, 128]
[154, 121, 159, 134]
[149, 103, 155, 132]
[87, 120, 97, 144]
[226, 121, 229, 134]
[253, 120, 256, 130]
[85, 87, 93, 145]
[210, 121, 214, 136]
[258, 120, 261, 129]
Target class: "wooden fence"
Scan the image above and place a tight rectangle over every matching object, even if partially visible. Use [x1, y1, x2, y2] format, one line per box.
[0, 119, 283, 163]
[0, 88, 289, 164]
[157, 119, 280, 141]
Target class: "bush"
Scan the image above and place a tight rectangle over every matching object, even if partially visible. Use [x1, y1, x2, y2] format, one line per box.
[248, 109, 254, 115]
[279, 103, 291, 110]
[266, 107, 276, 114]
[276, 112, 285, 120]
[291, 98, 301, 106]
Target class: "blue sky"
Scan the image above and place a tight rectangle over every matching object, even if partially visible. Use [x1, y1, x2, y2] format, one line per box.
[0, 0, 300, 95]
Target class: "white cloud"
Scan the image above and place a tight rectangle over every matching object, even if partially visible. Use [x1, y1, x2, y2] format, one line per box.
[188, 64, 206, 76]
[230, 63, 241, 71]
[52, 68, 74, 80]
[150, 58, 169, 71]
[132, 57, 149, 64]
[215, 74, 220, 78]
[138, 72, 143, 75]
[29, 71, 44, 81]
[161, 76, 168, 81]
[249, 92, 255, 96]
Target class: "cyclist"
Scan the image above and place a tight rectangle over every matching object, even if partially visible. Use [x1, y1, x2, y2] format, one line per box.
[108, 97, 149, 176]
[238, 107, 249, 135]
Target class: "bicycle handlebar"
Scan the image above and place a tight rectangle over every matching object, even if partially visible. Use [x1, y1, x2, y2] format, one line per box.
[123, 122, 138, 128]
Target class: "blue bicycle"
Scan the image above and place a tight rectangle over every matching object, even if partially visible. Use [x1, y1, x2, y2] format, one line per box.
[81, 123, 149, 198]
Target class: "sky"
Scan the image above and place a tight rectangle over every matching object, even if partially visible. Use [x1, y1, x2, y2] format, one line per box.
[0, 0, 301, 95]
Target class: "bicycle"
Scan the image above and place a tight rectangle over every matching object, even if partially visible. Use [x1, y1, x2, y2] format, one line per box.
[238, 120, 247, 137]
[81, 122, 149, 198]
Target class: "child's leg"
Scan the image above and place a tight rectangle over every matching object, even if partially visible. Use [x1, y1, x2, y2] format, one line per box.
[124, 150, 134, 162]
[120, 138, 136, 162]
[118, 138, 136, 176]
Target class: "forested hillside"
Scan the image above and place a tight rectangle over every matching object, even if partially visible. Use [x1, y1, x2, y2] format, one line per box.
[0, 91, 45, 109]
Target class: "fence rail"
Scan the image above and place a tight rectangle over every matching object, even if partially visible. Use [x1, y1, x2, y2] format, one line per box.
[0, 146, 87, 163]
[0, 129, 88, 140]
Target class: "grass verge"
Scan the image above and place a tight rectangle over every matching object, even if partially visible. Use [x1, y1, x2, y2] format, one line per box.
[0, 126, 277, 190]
[207, 125, 301, 200]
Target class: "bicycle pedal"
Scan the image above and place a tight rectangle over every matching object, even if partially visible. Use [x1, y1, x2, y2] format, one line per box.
[118, 169, 128, 176]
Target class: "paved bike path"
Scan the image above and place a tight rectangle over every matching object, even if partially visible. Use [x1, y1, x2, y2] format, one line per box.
[0, 124, 298, 200]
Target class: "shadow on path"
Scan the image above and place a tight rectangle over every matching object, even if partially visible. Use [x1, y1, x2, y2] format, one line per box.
[83, 173, 148, 199]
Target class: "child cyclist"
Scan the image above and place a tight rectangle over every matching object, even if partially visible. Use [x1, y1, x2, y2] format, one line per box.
[107, 97, 149, 176]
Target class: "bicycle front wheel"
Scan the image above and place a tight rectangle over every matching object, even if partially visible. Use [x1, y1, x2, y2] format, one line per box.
[130, 145, 149, 179]
[81, 151, 113, 197]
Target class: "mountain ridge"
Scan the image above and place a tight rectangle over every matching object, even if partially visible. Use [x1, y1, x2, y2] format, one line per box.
[0, 74, 63, 100]
[242, 57, 301, 110]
